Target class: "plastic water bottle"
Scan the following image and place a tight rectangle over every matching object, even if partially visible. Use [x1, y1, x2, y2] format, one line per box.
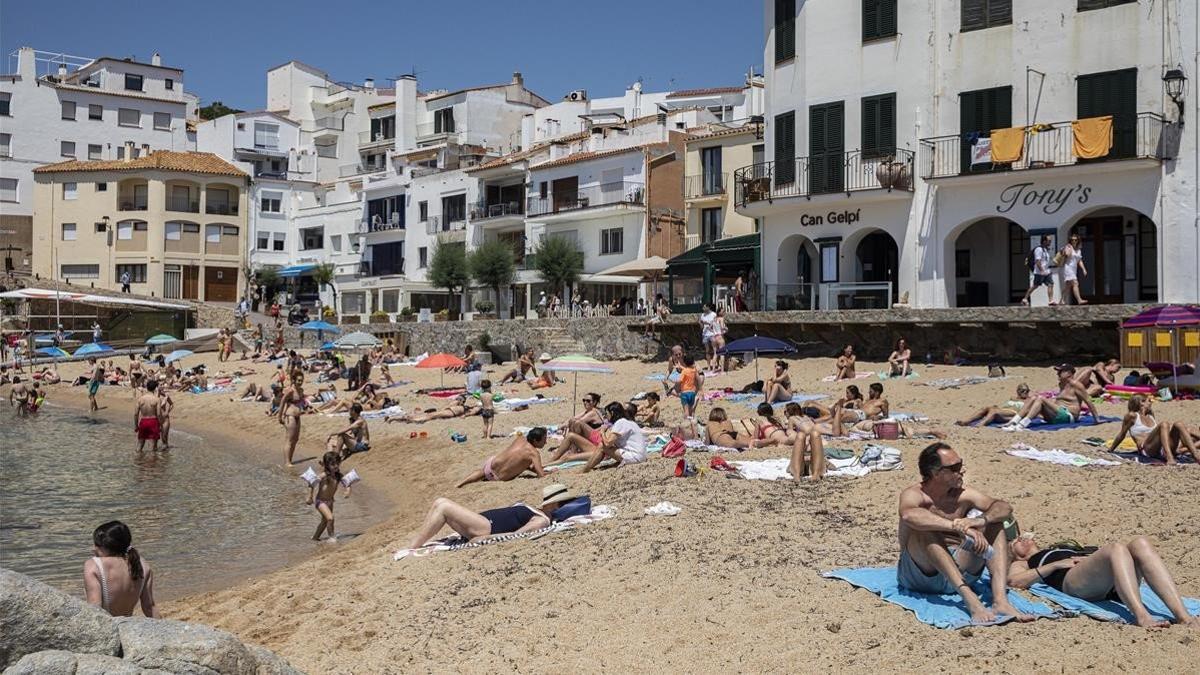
[962, 535, 994, 561]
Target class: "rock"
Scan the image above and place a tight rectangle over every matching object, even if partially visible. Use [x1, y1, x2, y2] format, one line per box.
[2, 650, 156, 675]
[117, 618, 302, 675]
[246, 645, 305, 675]
[0, 568, 121, 669]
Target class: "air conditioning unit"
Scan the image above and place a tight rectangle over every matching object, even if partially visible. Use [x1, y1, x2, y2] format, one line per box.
[565, 89, 588, 102]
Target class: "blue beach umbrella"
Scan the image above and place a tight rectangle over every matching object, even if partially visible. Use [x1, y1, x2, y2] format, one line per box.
[298, 320, 340, 333]
[74, 343, 113, 357]
[321, 341, 337, 351]
[719, 335, 797, 393]
[145, 333, 178, 346]
[36, 346, 69, 358]
[164, 349, 194, 364]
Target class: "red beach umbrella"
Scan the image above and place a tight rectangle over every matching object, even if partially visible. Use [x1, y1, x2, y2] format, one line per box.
[416, 352, 467, 388]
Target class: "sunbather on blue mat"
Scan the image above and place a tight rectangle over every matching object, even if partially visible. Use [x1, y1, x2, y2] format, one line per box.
[1008, 532, 1199, 628]
[1001, 364, 1095, 432]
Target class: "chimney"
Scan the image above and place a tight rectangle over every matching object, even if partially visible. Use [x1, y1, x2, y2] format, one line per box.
[512, 71, 523, 87]
[151, 52, 161, 66]
[123, 141, 135, 162]
[364, 77, 375, 90]
[17, 47, 35, 80]
[395, 74, 418, 153]
[56, 64, 67, 80]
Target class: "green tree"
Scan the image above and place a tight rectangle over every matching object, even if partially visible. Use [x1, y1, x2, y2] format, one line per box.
[533, 235, 584, 303]
[198, 101, 244, 121]
[312, 263, 337, 316]
[468, 239, 516, 315]
[428, 243, 469, 319]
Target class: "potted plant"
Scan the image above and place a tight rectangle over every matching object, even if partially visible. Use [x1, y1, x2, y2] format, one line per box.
[435, 308, 449, 322]
[473, 299, 496, 319]
[369, 310, 390, 324]
[398, 306, 416, 323]
[875, 153, 911, 190]
[322, 305, 336, 319]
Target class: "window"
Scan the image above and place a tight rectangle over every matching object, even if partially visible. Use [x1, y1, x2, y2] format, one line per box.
[254, 123, 279, 149]
[63, 182, 78, 200]
[301, 228, 322, 250]
[701, 208, 722, 243]
[539, 181, 548, 199]
[961, 0, 1011, 32]
[0, 92, 10, 116]
[116, 264, 147, 283]
[330, 235, 343, 252]
[959, 86, 1012, 172]
[600, 227, 624, 255]
[60, 264, 98, 279]
[166, 222, 182, 240]
[124, 73, 143, 91]
[433, 107, 455, 134]
[0, 133, 10, 157]
[1079, 0, 1135, 9]
[61, 101, 76, 120]
[118, 108, 140, 127]
[236, 122, 245, 131]
[257, 232, 269, 249]
[88, 144, 103, 160]
[88, 104, 103, 120]
[94, 222, 107, 233]
[819, 242, 840, 282]
[96, 181, 107, 191]
[61, 223, 77, 241]
[418, 246, 428, 268]
[273, 233, 285, 251]
[60, 141, 75, 158]
[222, 225, 238, 237]
[863, 0, 898, 41]
[442, 194, 466, 223]
[373, 241, 405, 276]
[774, 0, 796, 63]
[861, 93, 896, 158]
[418, 200, 428, 221]
[205, 224, 221, 243]
[0, 177, 17, 202]
[809, 101, 845, 194]
[182, 223, 200, 233]
[773, 111, 796, 183]
[260, 191, 282, 213]
[1077, 68, 1137, 159]
[381, 289, 400, 313]
[153, 112, 171, 130]
[341, 292, 366, 315]
[165, 78, 174, 90]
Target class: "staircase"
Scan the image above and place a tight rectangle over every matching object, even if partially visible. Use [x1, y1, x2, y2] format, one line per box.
[525, 325, 587, 356]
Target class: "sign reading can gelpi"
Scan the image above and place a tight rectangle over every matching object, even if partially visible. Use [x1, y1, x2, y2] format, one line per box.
[800, 209, 861, 227]
[996, 182, 1091, 215]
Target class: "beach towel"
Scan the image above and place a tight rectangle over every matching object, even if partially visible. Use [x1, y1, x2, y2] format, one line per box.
[989, 127, 1026, 163]
[740, 393, 826, 409]
[731, 456, 872, 480]
[428, 388, 467, 398]
[916, 376, 991, 390]
[392, 506, 615, 560]
[1081, 436, 1137, 451]
[822, 372, 873, 382]
[360, 405, 404, 420]
[643, 373, 669, 381]
[1005, 443, 1120, 467]
[877, 370, 920, 381]
[822, 567, 1057, 629]
[1072, 115, 1113, 159]
[987, 415, 1119, 432]
[495, 396, 562, 410]
[1107, 450, 1196, 465]
[1026, 581, 1200, 624]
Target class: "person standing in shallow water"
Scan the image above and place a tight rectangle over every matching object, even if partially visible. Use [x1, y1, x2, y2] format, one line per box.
[134, 379, 162, 452]
[83, 520, 158, 617]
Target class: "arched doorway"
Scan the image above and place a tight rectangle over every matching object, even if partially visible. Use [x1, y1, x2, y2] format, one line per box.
[950, 217, 1026, 307]
[774, 234, 818, 309]
[855, 230, 898, 300]
[1065, 207, 1158, 304]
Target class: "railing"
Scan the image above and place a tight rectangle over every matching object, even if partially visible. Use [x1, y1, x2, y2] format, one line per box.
[918, 112, 1168, 179]
[424, 215, 468, 235]
[417, 121, 456, 138]
[526, 181, 645, 217]
[762, 283, 818, 311]
[359, 259, 404, 277]
[205, 202, 238, 216]
[470, 200, 524, 221]
[684, 234, 701, 250]
[733, 149, 914, 206]
[313, 116, 343, 132]
[358, 130, 395, 145]
[166, 197, 199, 213]
[118, 198, 148, 211]
[362, 215, 404, 233]
[821, 282, 893, 310]
[256, 169, 287, 179]
[684, 173, 728, 199]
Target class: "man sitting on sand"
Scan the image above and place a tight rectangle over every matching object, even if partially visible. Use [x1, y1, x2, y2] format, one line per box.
[456, 428, 549, 487]
[499, 348, 538, 385]
[407, 483, 579, 549]
[898, 443, 1032, 624]
[1002, 364, 1094, 431]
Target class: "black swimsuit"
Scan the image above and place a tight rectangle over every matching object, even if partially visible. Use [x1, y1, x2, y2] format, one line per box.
[1030, 547, 1119, 601]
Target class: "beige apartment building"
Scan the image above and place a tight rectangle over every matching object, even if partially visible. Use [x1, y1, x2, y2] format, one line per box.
[683, 123, 760, 247]
[32, 149, 248, 301]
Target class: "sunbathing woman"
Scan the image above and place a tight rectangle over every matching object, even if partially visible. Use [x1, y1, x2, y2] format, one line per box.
[232, 382, 272, 403]
[1108, 395, 1198, 465]
[956, 384, 1032, 427]
[788, 413, 826, 481]
[559, 393, 604, 441]
[753, 402, 793, 447]
[1008, 533, 1199, 628]
[1075, 358, 1122, 397]
[386, 394, 479, 424]
[703, 407, 760, 450]
[764, 360, 793, 403]
[834, 344, 857, 380]
[888, 338, 912, 377]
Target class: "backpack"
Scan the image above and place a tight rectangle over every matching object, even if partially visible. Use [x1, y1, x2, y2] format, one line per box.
[552, 496, 592, 522]
[1025, 247, 1037, 273]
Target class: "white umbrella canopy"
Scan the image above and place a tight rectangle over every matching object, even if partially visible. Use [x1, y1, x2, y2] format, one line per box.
[333, 331, 383, 350]
[595, 256, 668, 278]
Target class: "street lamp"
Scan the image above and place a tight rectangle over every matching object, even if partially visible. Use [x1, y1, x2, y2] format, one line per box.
[1163, 68, 1187, 122]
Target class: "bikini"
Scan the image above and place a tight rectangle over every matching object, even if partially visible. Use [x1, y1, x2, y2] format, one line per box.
[1130, 413, 1155, 438]
[91, 556, 145, 614]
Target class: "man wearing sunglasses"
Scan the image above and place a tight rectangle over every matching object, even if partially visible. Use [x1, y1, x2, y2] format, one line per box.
[897, 443, 1032, 624]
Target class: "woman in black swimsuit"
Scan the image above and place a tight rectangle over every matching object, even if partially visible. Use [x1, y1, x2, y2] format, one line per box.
[1008, 534, 1198, 628]
[407, 484, 579, 549]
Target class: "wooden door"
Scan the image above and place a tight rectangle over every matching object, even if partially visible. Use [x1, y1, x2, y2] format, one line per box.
[204, 266, 238, 302]
[1071, 217, 1124, 304]
[552, 177, 579, 212]
[182, 265, 200, 300]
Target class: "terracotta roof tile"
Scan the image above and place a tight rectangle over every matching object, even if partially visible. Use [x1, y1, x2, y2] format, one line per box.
[529, 143, 665, 171]
[44, 80, 189, 106]
[666, 86, 744, 99]
[33, 150, 247, 178]
[685, 125, 759, 141]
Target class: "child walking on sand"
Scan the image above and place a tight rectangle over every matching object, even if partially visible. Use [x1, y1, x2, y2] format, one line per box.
[307, 451, 351, 543]
[678, 355, 703, 420]
[380, 363, 395, 387]
[479, 379, 495, 439]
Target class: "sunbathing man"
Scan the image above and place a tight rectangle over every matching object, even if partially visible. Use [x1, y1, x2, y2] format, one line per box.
[1074, 358, 1122, 397]
[956, 384, 1031, 427]
[232, 382, 272, 403]
[1002, 364, 1094, 431]
[825, 384, 888, 436]
[456, 428, 548, 487]
[888, 338, 913, 377]
[897, 442, 1032, 623]
[407, 483, 578, 549]
[499, 348, 538, 385]
[386, 394, 479, 424]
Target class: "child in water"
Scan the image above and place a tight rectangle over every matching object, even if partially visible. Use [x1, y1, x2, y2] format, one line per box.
[306, 451, 351, 543]
[479, 379, 495, 439]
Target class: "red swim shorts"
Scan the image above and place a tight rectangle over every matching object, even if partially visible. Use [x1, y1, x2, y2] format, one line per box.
[137, 416, 161, 441]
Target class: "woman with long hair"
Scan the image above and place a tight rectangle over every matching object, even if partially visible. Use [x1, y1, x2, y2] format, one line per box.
[83, 521, 157, 617]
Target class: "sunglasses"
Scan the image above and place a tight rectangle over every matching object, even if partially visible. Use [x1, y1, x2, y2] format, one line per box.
[938, 462, 964, 474]
[582, 398, 594, 404]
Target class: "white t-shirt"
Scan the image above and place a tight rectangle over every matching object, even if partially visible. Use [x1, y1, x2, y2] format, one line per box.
[1033, 246, 1051, 275]
[609, 418, 646, 464]
[700, 311, 717, 339]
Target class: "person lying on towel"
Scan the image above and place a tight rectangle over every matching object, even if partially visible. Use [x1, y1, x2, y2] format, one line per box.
[407, 483, 579, 549]
[456, 428, 549, 488]
[897, 443, 1033, 624]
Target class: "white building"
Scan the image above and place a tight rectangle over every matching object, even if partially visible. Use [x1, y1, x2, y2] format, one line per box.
[743, 0, 1198, 310]
[1, 47, 195, 273]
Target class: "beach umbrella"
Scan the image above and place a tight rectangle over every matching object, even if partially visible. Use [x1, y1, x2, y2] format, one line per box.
[720, 335, 797, 396]
[73, 343, 113, 357]
[334, 331, 383, 350]
[298, 320, 340, 333]
[145, 333, 178, 345]
[164, 349, 194, 364]
[320, 341, 337, 351]
[542, 354, 615, 415]
[417, 352, 467, 388]
[1122, 305, 1200, 393]
[36, 346, 69, 359]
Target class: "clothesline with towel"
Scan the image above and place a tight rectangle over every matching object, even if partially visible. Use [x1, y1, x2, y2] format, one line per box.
[966, 116, 1113, 166]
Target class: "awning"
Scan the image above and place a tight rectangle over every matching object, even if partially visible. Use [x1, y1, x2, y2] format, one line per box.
[0, 288, 189, 310]
[595, 256, 668, 278]
[668, 233, 759, 269]
[277, 264, 318, 278]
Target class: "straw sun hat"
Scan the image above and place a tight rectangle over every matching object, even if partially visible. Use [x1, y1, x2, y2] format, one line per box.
[540, 483, 577, 508]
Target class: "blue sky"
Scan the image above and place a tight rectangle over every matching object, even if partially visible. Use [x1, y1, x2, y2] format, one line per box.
[1, 0, 764, 110]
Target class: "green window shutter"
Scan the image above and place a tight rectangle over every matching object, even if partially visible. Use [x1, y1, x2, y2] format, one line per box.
[774, 111, 795, 184]
[879, 94, 895, 153]
[863, 0, 879, 40]
[988, 0, 1012, 26]
[962, 0, 987, 31]
[881, 0, 897, 37]
[861, 93, 895, 158]
[775, 0, 795, 63]
[863, 0, 897, 41]
[1078, 0, 1106, 10]
[862, 96, 879, 154]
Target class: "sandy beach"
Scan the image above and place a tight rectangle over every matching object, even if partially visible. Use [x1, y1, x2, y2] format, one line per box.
[23, 350, 1200, 673]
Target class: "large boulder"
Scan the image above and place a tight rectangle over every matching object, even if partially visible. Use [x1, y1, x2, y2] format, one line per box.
[2, 649, 160, 675]
[0, 568, 121, 669]
[116, 617, 302, 675]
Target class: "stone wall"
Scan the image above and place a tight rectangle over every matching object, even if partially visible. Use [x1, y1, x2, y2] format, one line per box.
[6, 278, 236, 330]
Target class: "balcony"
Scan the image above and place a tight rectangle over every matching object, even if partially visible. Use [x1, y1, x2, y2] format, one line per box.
[358, 130, 395, 148]
[361, 213, 405, 233]
[166, 196, 199, 213]
[313, 116, 344, 131]
[424, 215, 468, 236]
[918, 113, 1168, 180]
[359, 259, 405, 277]
[118, 197, 148, 211]
[684, 173, 728, 200]
[205, 203, 238, 216]
[526, 181, 645, 218]
[470, 199, 525, 224]
[734, 149, 914, 207]
[416, 121, 455, 140]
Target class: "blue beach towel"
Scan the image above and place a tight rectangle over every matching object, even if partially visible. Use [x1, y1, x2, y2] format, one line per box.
[1026, 582, 1200, 624]
[822, 567, 1057, 629]
[741, 393, 826, 409]
[985, 415, 1120, 432]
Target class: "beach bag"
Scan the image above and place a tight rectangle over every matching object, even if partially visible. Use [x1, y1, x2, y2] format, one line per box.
[661, 436, 687, 458]
[552, 495, 592, 522]
[873, 420, 900, 441]
[740, 380, 764, 394]
[987, 364, 1005, 378]
[1052, 249, 1066, 267]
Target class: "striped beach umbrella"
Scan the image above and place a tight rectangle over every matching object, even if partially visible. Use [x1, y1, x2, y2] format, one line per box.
[542, 354, 614, 415]
[145, 333, 179, 345]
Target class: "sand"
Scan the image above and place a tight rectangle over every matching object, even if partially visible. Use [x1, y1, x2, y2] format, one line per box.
[24, 350, 1200, 673]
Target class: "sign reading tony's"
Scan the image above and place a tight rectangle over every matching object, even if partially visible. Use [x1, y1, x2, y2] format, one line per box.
[996, 181, 1092, 215]
[800, 208, 861, 227]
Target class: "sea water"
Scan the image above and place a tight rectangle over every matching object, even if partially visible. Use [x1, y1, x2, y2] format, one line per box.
[0, 404, 377, 599]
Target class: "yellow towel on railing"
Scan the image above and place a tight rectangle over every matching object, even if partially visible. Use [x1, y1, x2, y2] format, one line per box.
[1072, 116, 1113, 159]
[989, 127, 1026, 163]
